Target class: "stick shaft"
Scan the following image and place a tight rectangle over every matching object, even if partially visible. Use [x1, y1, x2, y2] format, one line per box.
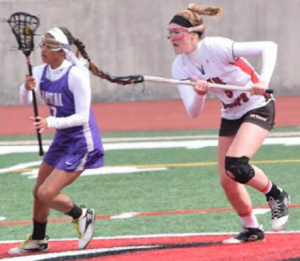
[142, 76, 273, 93]
[27, 61, 44, 156]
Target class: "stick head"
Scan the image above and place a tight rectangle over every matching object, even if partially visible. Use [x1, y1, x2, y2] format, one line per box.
[6, 12, 40, 56]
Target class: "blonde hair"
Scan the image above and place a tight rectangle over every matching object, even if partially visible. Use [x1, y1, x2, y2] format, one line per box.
[176, 3, 222, 38]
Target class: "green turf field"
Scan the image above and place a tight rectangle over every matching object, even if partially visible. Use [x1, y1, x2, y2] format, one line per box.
[0, 127, 300, 241]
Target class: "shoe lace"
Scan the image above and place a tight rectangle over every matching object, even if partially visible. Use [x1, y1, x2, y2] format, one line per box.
[72, 218, 83, 238]
[235, 228, 252, 241]
[18, 235, 49, 248]
[236, 226, 263, 240]
[71, 205, 86, 238]
[268, 197, 281, 218]
[19, 235, 33, 248]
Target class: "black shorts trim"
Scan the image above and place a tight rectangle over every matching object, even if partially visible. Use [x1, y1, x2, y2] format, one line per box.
[219, 100, 275, 137]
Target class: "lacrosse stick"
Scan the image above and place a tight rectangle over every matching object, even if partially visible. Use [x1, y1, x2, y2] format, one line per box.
[6, 12, 44, 156]
[95, 72, 273, 93]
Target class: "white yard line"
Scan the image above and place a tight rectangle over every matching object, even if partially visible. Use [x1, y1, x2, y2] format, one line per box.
[1, 137, 300, 156]
[1, 131, 300, 145]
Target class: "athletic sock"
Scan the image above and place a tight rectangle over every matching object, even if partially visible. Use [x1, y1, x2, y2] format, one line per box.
[66, 204, 82, 219]
[239, 210, 259, 228]
[260, 180, 272, 194]
[265, 183, 282, 199]
[32, 220, 47, 240]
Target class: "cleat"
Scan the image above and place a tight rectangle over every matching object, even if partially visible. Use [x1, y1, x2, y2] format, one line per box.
[72, 208, 96, 249]
[8, 235, 49, 255]
[268, 190, 290, 232]
[222, 226, 264, 244]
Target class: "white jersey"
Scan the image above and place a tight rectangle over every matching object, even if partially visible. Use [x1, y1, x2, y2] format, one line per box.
[172, 37, 277, 120]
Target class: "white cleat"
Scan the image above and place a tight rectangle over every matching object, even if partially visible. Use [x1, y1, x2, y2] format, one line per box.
[73, 208, 96, 249]
[8, 235, 48, 255]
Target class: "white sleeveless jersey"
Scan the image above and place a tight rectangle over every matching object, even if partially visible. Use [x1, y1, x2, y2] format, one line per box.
[172, 37, 274, 120]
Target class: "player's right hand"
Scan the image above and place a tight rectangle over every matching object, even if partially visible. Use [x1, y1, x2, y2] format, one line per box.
[193, 76, 210, 96]
[25, 75, 36, 91]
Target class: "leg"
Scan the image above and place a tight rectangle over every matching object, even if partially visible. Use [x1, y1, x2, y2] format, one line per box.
[36, 168, 96, 250]
[226, 122, 289, 232]
[218, 135, 253, 216]
[219, 134, 264, 244]
[33, 161, 54, 222]
[8, 161, 54, 255]
[226, 122, 270, 191]
[32, 161, 56, 241]
[36, 168, 83, 213]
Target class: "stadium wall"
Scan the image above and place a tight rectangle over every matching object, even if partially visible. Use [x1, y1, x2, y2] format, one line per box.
[0, 0, 299, 105]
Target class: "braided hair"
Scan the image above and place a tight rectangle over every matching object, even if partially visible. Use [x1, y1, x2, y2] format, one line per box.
[58, 27, 107, 80]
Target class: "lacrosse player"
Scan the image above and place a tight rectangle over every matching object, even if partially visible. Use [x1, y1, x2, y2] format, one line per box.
[9, 27, 104, 254]
[168, 3, 290, 243]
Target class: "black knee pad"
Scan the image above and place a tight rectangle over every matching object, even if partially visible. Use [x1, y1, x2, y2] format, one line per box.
[225, 156, 255, 184]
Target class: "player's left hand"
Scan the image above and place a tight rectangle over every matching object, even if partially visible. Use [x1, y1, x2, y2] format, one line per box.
[251, 81, 268, 95]
[30, 116, 48, 133]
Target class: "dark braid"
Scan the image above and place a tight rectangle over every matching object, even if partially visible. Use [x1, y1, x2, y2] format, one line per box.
[72, 38, 110, 79]
[58, 27, 92, 63]
[58, 27, 115, 81]
[73, 38, 91, 62]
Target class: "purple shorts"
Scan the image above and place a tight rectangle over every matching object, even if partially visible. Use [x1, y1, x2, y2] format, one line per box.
[43, 143, 104, 172]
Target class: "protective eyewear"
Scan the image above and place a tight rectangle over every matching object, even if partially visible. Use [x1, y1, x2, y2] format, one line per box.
[39, 36, 70, 52]
[167, 25, 204, 40]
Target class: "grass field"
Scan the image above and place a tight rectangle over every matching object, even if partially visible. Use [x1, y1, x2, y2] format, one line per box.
[1, 126, 300, 242]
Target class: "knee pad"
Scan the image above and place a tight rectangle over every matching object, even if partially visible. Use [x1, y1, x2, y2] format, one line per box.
[225, 156, 255, 184]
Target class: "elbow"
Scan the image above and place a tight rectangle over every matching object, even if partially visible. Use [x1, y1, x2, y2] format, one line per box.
[73, 113, 89, 127]
[185, 103, 203, 119]
[20, 99, 30, 106]
[267, 42, 277, 53]
[270, 42, 277, 51]
[81, 115, 89, 125]
[187, 110, 201, 119]
[81, 114, 89, 125]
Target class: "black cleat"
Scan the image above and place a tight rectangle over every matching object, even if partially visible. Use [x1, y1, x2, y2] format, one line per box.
[223, 227, 265, 244]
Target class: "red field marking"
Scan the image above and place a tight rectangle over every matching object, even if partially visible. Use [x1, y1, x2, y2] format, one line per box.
[0, 233, 300, 261]
[1, 204, 299, 227]
[0, 96, 300, 136]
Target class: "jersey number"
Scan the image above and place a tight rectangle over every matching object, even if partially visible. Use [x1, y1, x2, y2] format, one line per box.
[50, 106, 57, 117]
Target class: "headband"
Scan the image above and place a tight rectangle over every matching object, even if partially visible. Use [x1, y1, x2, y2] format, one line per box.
[169, 15, 192, 28]
[47, 27, 69, 45]
[47, 27, 90, 79]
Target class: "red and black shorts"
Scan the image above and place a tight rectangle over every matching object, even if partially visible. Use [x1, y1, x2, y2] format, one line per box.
[219, 100, 275, 137]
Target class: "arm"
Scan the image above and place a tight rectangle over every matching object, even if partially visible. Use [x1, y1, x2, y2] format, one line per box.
[46, 67, 90, 129]
[172, 58, 206, 118]
[233, 41, 277, 84]
[19, 65, 45, 105]
[20, 81, 33, 105]
[177, 83, 206, 118]
[172, 57, 206, 118]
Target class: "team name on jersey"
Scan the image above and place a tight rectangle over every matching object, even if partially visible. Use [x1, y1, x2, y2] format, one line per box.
[41, 91, 63, 107]
[222, 93, 249, 109]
